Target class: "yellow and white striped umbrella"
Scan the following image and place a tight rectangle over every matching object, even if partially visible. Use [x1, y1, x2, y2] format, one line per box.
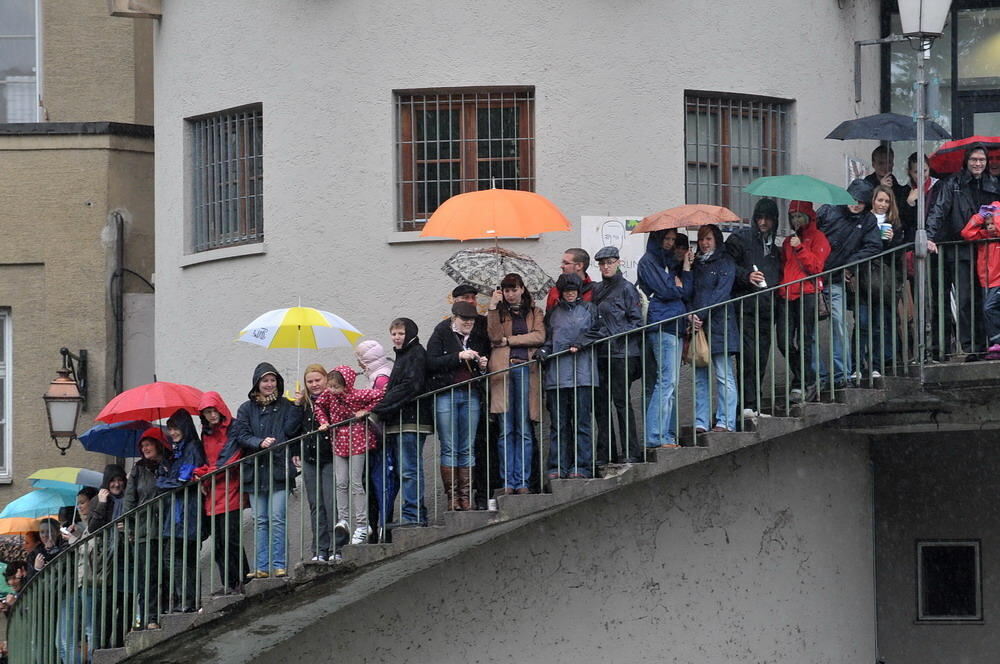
[238, 307, 363, 349]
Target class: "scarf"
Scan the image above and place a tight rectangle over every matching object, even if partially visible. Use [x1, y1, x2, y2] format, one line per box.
[253, 391, 278, 406]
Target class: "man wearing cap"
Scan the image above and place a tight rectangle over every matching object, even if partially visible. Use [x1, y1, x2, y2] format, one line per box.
[927, 143, 1000, 360]
[447, 284, 496, 507]
[588, 246, 644, 465]
[817, 179, 883, 388]
[546, 248, 594, 311]
[725, 197, 784, 418]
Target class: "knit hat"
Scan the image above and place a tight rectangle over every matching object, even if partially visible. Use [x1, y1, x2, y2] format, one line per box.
[354, 339, 392, 380]
[847, 178, 874, 205]
[752, 198, 780, 222]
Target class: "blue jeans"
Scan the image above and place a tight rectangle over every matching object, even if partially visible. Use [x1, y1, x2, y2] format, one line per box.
[58, 587, 94, 664]
[369, 444, 398, 528]
[645, 329, 681, 446]
[695, 353, 738, 431]
[545, 387, 593, 478]
[498, 363, 533, 490]
[984, 286, 1000, 346]
[251, 489, 287, 571]
[435, 389, 480, 467]
[829, 281, 852, 383]
[857, 299, 895, 374]
[393, 432, 428, 525]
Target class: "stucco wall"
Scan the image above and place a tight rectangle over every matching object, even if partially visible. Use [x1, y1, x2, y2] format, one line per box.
[0, 132, 152, 497]
[873, 432, 1000, 664]
[151, 0, 882, 407]
[252, 432, 877, 663]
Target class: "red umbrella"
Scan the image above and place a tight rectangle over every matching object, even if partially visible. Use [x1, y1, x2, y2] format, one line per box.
[928, 136, 1000, 175]
[96, 381, 204, 424]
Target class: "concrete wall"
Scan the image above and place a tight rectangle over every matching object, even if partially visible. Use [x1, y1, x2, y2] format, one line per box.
[873, 432, 1000, 664]
[254, 432, 877, 663]
[151, 0, 883, 408]
[0, 131, 153, 498]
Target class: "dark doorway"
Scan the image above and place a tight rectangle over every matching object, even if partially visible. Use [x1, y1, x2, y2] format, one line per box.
[956, 91, 1000, 138]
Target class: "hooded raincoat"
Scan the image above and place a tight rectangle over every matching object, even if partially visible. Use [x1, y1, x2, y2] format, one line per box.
[219, 362, 304, 493]
[691, 228, 740, 356]
[779, 201, 831, 300]
[539, 274, 599, 390]
[193, 392, 245, 516]
[314, 365, 386, 456]
[157, 412, 206, 541]
[636, 231, 693, 334]
[123, 433, 170, 544]
[370, 319, 433, 434]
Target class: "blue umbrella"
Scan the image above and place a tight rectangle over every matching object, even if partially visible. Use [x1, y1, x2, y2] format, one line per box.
[79, 420, 154, 458]
[0, 488, 75, 520]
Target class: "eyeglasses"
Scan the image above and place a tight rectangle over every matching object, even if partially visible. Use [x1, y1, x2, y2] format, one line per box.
[598, 259, 619, 266]
[560, 260, 579, 266]
[969, 157, 988, 164]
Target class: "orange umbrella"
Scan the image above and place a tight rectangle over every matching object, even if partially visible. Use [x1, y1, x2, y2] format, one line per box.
[0, 516, 52, 535]
[420, 188, 572, 241]
[631, 204, 741, 233]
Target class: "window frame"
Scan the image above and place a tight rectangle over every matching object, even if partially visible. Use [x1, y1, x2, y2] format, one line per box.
[683, 91, 791, 222]
[0, 309, 11, 481]
[915, 539, 983, 622]
[187, 103, 264, 254]
[0, 0, 42, 123]
[394, 87, 535, 231]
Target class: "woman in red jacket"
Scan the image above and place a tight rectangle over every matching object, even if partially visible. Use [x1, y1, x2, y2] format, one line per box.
[776, 200, 831, 401]
[961, 202, 1000, 359]
[193, 391, 249, 594]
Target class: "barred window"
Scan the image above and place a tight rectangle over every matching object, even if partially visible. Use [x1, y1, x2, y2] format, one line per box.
[685, 92, 790, 222]
[0, 309, 10, 478]
[189, 104, 263, 253]
[917, 540, 982, 621]
[395, 87, 535, 231]
[0, 0, 38, 123]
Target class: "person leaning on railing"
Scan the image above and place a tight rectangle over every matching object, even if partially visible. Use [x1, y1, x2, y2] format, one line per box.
[636, 229, 693, 449]
[487, 273, 546, 495]
[89, 461, 130, 643]
[354, 341, 397, 538]
[370, 319, 433, 527]
[776, 201, 830, 403]
[960, 201, 1000, 360]
[926, 143, 1000, 361]
[219, 363, 303, 579]
[123, 429, 169, 631]
[292, 364, 337, 561]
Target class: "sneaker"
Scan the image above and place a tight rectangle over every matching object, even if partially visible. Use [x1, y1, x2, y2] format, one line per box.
[334, 520, 349, 540]
[741, 408, 758, 419]
[146, 622, 161, 630]
[870, 370, 882, 379]
[789, 388, 803, 403]
[986, 344, 1000, 360]
[247, 570, 269, 580]
[273, 568, 287, 578]
[332, 552, 343, 561]
[310, 555, 327, 562]
[350, 527, 370, 545]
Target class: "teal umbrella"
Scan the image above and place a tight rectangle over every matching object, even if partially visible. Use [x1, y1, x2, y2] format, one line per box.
[0, 488, 75, 520]
[744, 175, 856, 206]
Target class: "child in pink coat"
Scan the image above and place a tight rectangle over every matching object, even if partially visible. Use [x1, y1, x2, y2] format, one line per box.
[313, 366, 384, 544]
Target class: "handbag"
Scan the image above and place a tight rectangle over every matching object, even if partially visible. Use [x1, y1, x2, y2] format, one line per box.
[817, 288, 831, 321]
[684, 327, 711, 368]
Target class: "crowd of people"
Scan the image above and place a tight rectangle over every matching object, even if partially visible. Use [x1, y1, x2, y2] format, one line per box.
[7, 143, 999, 664]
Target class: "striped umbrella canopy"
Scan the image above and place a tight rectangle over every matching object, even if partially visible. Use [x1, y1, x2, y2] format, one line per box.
[238, 307, 363, 350]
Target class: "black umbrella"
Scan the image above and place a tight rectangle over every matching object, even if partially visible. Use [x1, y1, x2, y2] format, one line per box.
[826, 112, 951, 142]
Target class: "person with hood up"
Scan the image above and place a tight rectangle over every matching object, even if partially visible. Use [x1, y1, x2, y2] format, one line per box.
[193, 392, 249, 593]
[725, 197, 783, 419]
[537, 273, 599, 479]
[487, 273, 546, 494]
[635, 229, 694, 448]
[89, 462, 131, 642]
[219, 362, 303, 579]
[426, 301, 490, 511]
[961, 201, 1000, 359]
[690, 224, 740, 433]
[315, 365, 385, 543]
[371, 319, 433, 527]
[817, 179, 883, 388]
[589, 246, 644, 466]
[354, 340, 397, 539]
[776, 201, 831, 402]
[293, 364, 337, 561]
[157, 409, 206, 613]
[927, 143, 1000, 360]
[125, 428, 169, 630]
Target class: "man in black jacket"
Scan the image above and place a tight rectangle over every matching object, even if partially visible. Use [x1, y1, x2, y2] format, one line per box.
[926, 143, 1000, 360]
[817, 179, 883, 387]
[725, 198, 783, 418]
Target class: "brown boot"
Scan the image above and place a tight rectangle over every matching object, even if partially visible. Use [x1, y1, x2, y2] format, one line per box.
[440, 466, 459, 511]
[455, 467, 473, 511]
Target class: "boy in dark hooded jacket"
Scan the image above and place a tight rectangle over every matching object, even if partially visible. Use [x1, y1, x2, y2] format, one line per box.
[220, 362, 303, 578]
[371, 318, 432, 527]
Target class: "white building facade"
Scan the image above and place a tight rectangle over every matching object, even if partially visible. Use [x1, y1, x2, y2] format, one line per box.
[151, 0, 883, 406]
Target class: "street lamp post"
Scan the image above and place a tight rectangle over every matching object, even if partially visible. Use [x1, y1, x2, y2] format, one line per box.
[42, 348, 87, 454]
[898, 0, 951, 372]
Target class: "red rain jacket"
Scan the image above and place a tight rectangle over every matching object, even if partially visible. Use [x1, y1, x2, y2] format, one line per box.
[779, 201, 830, 301]
[960, 202, 1000, 288]
[192, 391, 245, 515]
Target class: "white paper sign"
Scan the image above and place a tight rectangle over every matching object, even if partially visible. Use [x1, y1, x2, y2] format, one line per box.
[580, 216, 649, 283]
